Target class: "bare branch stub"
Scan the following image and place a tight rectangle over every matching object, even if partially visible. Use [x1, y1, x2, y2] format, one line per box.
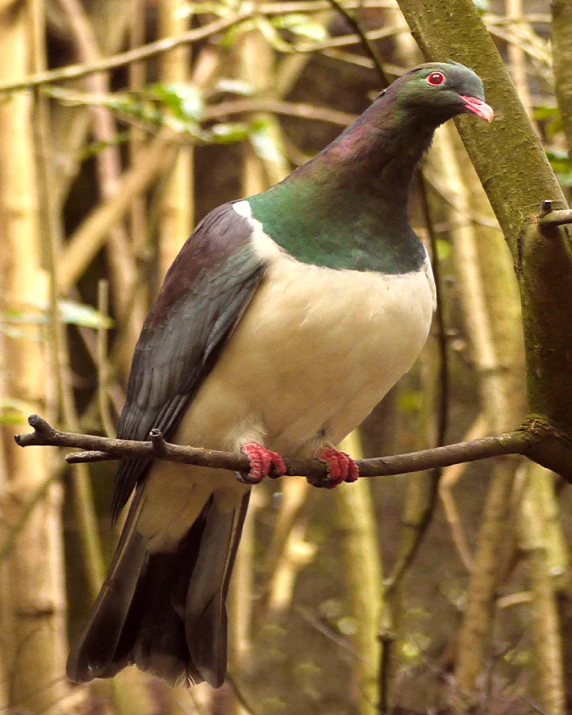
[149, 428, 168, 457]
[538, 200, 572, 228]
[13, 414, 538, 481]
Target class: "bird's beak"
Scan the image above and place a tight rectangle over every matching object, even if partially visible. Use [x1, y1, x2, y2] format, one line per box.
[461, 96, 494, 122]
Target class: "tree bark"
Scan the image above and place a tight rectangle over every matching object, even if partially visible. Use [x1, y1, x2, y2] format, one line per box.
[396, 0, 572, 472]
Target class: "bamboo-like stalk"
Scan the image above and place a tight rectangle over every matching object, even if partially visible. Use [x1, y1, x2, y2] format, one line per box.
[0, 1, 68, 711]
[336, 431, 383, 715]
[51, 0, 132, 208]
[32, 8, 106, 611]
[424, 123, 526, 706]
[0, 333, 10, 709]
[518, 462, 566, 715]
[57, 0, 148, 366]
[263, 477, 316, 618]
[157, 0, 194, 279]
[59, 132, 178, 291]
[552, 0, 572, 156]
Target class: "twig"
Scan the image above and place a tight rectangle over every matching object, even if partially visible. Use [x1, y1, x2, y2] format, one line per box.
[324, 0, 389, 86]
[0, 12, 252, 94]
[204, 98, 357, 127]
[14, 414, 536, 480]
[439, 414, 490, 571]
[0, 472, 61, 564]
[96, 280, 115, 438]
[0, 11, 407, 96]
[59, 131, 177, 291]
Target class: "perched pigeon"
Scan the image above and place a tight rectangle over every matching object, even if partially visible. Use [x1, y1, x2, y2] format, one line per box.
[67, 62, 493, 688]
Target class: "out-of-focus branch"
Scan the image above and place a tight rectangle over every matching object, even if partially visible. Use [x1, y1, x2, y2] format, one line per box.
[15, 414, 541, 479]
[324, 0, 388, 86]
[204, 98, 357, 126]
[439, 414, 490, 572]
[552, 0, 572, 156]
[0, 12, 252, 93]
[59, 132, 177, 291]
[56, 0, 147, 365]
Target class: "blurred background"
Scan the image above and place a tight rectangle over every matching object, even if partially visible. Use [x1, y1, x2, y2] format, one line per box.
[0, 0, 571, 713]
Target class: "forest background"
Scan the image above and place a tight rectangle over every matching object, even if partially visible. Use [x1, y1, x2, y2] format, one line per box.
[1, 0, 572, 713]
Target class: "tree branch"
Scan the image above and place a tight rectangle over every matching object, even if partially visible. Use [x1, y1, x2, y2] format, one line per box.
[14, 414, 537, 481]
[0, 12, 251, 93]
[538, 200, 572, 228]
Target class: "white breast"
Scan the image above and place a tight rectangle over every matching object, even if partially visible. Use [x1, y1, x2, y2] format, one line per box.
[140, 222, 435, 549]
[174, 244, 435, 458]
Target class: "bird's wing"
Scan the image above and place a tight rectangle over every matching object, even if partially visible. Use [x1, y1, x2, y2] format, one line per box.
[111, 203, 267, 521]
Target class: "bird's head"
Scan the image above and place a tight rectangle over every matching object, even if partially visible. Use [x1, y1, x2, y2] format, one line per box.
[389, 61, 494, 125]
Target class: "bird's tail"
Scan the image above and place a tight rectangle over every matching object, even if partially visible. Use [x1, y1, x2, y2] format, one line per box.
[67, 487, 250, 688]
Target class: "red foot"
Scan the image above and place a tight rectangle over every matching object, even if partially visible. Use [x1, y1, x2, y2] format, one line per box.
[237, 442, 287, 484]
[310, 446, 359, 489]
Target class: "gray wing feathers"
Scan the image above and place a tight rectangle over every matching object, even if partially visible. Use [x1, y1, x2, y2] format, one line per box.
[112, 241, 266, 521]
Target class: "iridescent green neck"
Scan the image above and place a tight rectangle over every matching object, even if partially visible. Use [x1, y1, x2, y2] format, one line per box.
[248, 96, 436, 274]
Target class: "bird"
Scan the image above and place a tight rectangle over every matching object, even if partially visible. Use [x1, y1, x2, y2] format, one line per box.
[67, 61, 493, 689]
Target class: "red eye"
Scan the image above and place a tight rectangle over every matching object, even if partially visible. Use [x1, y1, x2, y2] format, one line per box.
[427, 72, 445, 86]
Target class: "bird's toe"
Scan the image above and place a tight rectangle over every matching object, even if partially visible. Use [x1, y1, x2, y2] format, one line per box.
[309, 446, 359, 488]
[236, 442, 287, 484]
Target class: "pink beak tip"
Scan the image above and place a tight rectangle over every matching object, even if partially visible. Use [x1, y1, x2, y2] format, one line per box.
[461, 95, 494, 123]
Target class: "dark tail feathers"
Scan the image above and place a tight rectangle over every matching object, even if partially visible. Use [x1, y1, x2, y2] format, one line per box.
[67, 490, 250, 688]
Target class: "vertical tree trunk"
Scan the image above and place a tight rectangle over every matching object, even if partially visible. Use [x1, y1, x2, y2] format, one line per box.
[337, 431, 383, 715]
[0, 1, 68, 711]
[425, 124, 525, 706]
[158, 0, 194, 279]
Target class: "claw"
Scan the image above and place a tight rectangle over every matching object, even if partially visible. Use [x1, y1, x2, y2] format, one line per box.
[237, 442, 287, 484]
[309, 446, 359, 489]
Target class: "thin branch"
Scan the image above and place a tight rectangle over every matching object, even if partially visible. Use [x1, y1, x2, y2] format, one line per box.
[324, 0, 389, 86]
[204, 98, 357, 127]
[0, 11, 408, 95]
[0, 12, 252, 94]
[14, 415, 537, 480]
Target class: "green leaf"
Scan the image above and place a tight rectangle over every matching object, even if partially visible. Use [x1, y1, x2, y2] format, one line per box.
[81, 132, 130, 160]
[272, 13, 328, 42]
[249, 122, 288, 168]
[534, 105, 560, 121]
[545, 149, 572, 185]
[58, 300, 114, 329]
[0, 398, 34, 425]
[1, 300, 113, 329]
[221, 18, 257, 49]
[208, 122, 252, 143]
[436, 237, 452, 261]
[147, 82, 204, 122]
[534, 105, 563, 138]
